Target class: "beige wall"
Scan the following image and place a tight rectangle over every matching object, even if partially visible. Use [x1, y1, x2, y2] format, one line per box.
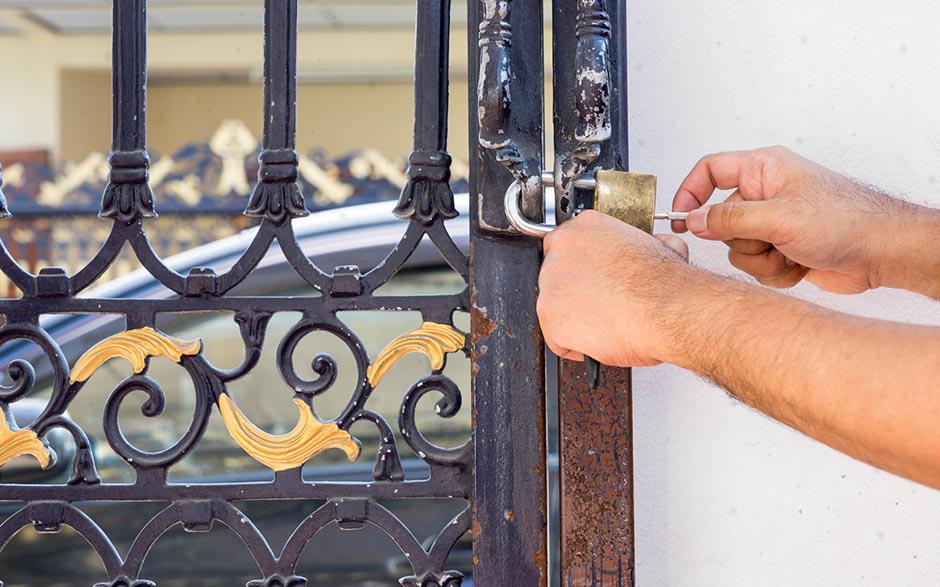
[59, 73, 472, 164]
[6, 23, 562, 166]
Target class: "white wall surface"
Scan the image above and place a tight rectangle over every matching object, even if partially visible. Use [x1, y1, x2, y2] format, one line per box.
[629, 2, 940, 585]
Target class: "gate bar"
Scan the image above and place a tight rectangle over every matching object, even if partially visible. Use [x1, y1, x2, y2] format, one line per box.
[552, 0, 636, 585]
[470, 0, 549, 584]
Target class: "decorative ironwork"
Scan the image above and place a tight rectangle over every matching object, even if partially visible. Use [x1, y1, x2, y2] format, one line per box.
[0, 405, 51, 468]
[244, 0, 308, 224]
[218, 394, 360, 471]
[99, 0, 156, 224]
[69, 327, 202, 383]
[0, 0, 473, 584]
[394, 0, 458, 225]
[367, 321, 465, 387]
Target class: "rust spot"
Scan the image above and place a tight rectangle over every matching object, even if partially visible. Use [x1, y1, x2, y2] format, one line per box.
[469, 294, 497, 345]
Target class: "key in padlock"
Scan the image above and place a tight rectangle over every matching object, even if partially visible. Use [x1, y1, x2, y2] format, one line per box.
[505, 169, 685, 387]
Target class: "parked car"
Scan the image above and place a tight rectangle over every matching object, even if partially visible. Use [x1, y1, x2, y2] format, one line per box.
[0, 196, 561, 586]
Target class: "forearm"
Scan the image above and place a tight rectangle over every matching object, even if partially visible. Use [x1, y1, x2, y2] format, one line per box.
[873, 199, 940, 298]
[658, 267, 940, 488]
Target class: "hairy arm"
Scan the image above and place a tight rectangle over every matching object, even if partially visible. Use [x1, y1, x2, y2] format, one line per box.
[661, 266, 940, 488]
[538, 210, 940, 489]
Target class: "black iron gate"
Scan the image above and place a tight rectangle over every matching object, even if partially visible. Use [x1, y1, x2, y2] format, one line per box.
[0, 1, 632, 585]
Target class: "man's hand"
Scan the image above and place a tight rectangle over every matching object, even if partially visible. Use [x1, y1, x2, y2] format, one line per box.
[673, 146, 940, 296]
[538, 210, 690, 367]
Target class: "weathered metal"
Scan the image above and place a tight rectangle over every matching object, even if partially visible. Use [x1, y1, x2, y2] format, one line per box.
[553, 0, 637, 585]
[471, 0, 549, 584]
[0, 0, 473, 584]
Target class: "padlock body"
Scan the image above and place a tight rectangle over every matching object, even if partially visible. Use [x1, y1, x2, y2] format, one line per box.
[593, 169, 656, 234]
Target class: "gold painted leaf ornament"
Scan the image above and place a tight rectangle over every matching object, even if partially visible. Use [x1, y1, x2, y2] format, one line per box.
[70, 327, 201, 383]
[367, 322, 465, 387]
[218, 394, 360, 471]
[69, 326, 361, 471]
[0, 406, 52, 469]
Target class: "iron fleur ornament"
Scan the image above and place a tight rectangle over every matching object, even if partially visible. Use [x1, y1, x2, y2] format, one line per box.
[394, 150, 458, 225]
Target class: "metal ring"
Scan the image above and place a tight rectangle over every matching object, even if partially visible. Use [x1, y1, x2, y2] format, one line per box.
[504, 171, 594, 238]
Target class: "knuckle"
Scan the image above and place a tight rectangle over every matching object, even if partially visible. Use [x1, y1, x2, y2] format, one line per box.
[715, 201, 743, 228]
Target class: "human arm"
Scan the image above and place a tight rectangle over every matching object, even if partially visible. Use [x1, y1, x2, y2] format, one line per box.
[538, 212, 940, 488]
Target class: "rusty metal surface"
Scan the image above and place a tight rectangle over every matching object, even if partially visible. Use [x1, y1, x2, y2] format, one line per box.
[558, 363, 635, 586]
[470, 0, 549, 584]
[552, 0, 636, 585]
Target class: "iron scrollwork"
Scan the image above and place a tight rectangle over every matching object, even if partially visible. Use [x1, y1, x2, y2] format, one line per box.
[0, 0, 470, 585]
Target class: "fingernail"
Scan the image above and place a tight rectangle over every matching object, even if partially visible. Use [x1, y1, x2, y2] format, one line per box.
[686, 207, 709, 234]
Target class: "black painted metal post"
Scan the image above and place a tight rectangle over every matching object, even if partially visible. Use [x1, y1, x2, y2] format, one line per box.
[99, 0, 155, 225]
[245, 0, 309, 225]
[470, 0, 549, 584]
[553, 0, 636, 585]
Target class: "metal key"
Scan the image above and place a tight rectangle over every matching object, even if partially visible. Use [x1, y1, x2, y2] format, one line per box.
[505, 169, 674, 387]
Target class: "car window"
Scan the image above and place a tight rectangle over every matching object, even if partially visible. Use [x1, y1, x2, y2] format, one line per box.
[33, 266, 469, 483]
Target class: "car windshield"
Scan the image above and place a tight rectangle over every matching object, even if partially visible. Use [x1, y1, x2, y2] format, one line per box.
[25, 266, 469, 483]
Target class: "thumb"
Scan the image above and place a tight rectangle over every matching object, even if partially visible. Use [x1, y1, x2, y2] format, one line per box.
[655, 234, 690, 261]
[686, 200, 778, 241]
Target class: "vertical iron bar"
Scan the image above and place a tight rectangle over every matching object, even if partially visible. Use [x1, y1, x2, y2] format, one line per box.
[99, 0, 155, 224]
[244, 0, 308, 224]
[553, 0, 635, 585]
[393, 0, 459, 226]
[470, 0, 548, 585]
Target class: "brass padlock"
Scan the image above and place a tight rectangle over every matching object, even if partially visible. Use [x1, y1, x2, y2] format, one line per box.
[503, 169, 685, 237]
[592, 169, 657, 234]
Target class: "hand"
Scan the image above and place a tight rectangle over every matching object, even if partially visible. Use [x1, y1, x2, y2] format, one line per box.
[673, 146, 925, 294]
[538, 210, 690, 367]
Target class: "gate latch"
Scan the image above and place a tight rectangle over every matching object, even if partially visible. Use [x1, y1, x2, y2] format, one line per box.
[505, 169, 687, 387]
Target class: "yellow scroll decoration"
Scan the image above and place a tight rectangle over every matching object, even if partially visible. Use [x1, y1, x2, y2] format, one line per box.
[0, 407, 52, 469]
[218, 395, 360, 471]
[367, 322, 465, 387]
[70, 327, 202, 384]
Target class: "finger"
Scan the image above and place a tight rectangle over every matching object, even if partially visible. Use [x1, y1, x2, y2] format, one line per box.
[687, 199, 780, 241]
[719, 192, 772, 254]
[655, 234, 690, 260]
[672, 151, 757, 232]
[725, 237, 772, 256]
[757, 264, 808, 289]
[728, 247, 796, 281]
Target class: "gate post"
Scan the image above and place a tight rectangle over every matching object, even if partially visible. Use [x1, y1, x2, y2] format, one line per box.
[469, 0, 549, 585]
[552, 0, 636, 585]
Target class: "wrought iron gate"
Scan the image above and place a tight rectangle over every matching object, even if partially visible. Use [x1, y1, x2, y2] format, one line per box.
[0, 1, 633, 585]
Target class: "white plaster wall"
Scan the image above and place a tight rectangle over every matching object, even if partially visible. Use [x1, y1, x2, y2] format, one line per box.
[629, 2, 940, 585]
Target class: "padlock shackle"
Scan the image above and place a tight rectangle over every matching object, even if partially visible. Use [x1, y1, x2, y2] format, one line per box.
[504, 173, 558, 238]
